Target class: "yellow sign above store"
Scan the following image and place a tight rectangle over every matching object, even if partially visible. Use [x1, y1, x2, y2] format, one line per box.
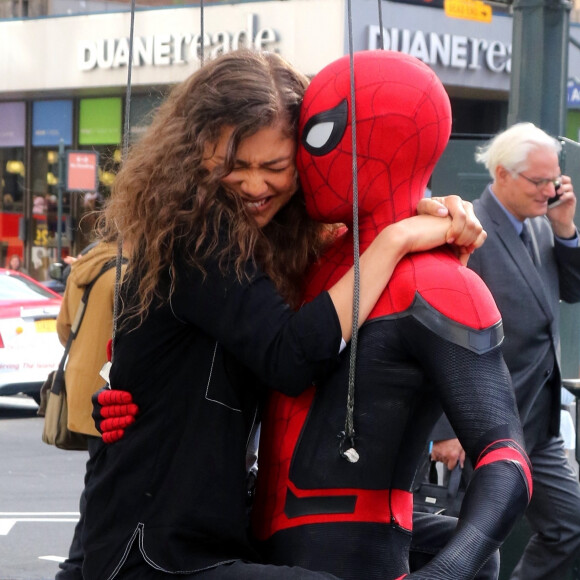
[444, 0, 492, 22]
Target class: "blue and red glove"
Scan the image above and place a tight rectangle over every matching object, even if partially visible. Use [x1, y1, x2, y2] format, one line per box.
[92, 388, 138, 444]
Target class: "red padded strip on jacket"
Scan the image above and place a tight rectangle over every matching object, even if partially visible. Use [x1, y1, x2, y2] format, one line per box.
[475, 442, 533, 498]
[272, 484, 412, 533]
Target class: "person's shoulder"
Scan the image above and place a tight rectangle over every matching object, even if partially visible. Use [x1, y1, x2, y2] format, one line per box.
[472, 189, 492, 215]
[379, 250, 501, 337]
[418, 251, 501, 329]
[471, 194, 504, 240]
[69, 243, 120, 287]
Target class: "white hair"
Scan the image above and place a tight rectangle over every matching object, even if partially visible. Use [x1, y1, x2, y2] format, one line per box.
[475, 122, 561, 179]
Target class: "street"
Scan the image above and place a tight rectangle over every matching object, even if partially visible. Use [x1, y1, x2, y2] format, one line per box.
[0, 396, 86, 580]
[0, 394, 578, 580]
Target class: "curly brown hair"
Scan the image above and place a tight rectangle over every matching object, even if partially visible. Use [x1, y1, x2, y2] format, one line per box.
[98, 49, 335, 324]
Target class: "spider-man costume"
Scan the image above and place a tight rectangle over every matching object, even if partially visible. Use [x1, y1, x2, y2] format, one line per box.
[251, 51, 532, 580]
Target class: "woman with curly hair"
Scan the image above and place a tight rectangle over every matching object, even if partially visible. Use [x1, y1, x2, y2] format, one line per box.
[81, 49, 484, 580]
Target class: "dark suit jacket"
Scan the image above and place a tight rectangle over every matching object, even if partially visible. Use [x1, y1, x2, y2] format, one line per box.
[433, 185, 580, 448]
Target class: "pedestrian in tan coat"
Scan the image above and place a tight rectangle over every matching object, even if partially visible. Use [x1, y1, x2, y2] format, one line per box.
[55, 240, 126, 580]
[56, 241, 124, 436]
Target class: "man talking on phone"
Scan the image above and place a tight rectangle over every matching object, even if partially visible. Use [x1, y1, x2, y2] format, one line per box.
[430, 122, 580, 580]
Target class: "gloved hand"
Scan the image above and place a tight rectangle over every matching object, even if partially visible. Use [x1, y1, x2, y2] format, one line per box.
[92, 387, 138, 444]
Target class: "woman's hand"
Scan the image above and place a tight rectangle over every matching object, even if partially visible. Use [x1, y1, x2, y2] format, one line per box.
[417, 195, 486, 264]
[391, 214, 452, 256]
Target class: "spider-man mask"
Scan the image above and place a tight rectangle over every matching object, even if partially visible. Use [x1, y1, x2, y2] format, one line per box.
[297, 50, 452, 230]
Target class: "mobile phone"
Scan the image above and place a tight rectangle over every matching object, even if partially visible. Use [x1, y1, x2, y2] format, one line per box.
[548, 139, 566, 208]
[547, 188, 563, 207]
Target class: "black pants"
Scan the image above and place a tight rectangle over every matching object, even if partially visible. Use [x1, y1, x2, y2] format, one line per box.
[59, 441, 498, 579]
[55, 436, 101, 580]
[96, 512, 499, 580]
[111, 541, 341, 579]
[509, 434, 580, 580]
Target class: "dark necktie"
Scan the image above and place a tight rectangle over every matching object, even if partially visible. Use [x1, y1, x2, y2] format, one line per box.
[520, 221, 536, 264]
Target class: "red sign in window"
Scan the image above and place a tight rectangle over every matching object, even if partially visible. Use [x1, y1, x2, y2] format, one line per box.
[67, 151, 99, 192]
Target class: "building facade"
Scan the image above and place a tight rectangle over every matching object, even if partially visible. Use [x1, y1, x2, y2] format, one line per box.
[1, 0, 580, 278]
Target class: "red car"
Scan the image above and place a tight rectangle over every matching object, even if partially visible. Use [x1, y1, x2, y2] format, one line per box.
[0, 268, 63, 404]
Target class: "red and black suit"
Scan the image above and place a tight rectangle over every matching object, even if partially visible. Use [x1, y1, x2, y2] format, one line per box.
[252, 51, 532, 580]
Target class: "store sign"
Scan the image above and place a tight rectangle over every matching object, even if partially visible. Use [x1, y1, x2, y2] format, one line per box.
[444, 0, 492, 23]
[67, 151, 99, 192]
[368, 25, 510, 74]
[79, 98, 122, 145]
[0, 102, 26, 147]
[32, 100, 73, 147]
[78, 14, 277, 71]
[567, 79, 580, 109]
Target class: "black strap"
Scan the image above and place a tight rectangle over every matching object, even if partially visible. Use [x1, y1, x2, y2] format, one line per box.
[51, 258, 126, 395]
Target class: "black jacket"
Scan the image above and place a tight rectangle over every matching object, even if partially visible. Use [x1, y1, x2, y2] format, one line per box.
[82, 254, 342, 579]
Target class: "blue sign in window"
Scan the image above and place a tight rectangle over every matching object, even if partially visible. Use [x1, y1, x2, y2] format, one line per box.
[0, 102, 26, 147]
[32, 100, 73, 146]
[567, 80, 580, 110]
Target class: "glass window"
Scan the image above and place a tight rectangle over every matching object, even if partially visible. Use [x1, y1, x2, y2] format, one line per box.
[0, 148, 25, 269]
[75, 145, 121, 250]
[0, 148, 25, 213]
[29, 148, 71, 280]
[129, 93, 166, 144]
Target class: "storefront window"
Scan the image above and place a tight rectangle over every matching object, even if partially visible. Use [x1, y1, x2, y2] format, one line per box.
[129, 93, 166, 144]
[29, 148, 73, 279]
[77, 98, 123, 249]
[0, 102, 26, 268]
[73, 144, 120, 248]
[1, 148, 25, 213]
[29, 100, 73, 279]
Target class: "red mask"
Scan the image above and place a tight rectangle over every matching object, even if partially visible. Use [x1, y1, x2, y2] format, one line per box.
[297, 50, 451, 234]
